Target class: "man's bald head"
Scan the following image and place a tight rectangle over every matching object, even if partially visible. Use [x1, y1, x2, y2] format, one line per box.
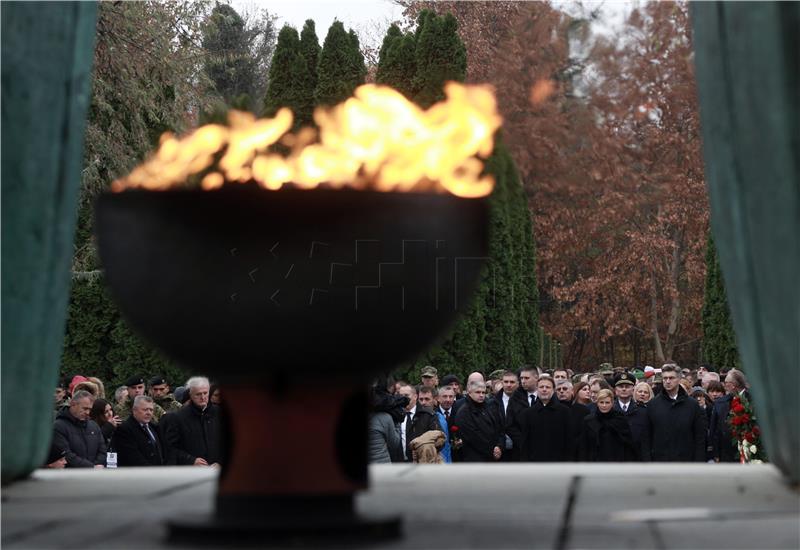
[466, 372, 485, 386]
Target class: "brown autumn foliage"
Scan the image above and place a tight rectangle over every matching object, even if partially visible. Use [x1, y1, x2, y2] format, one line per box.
[398, 1, 709, 369]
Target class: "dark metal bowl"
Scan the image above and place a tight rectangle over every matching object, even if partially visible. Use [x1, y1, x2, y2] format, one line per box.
[95, 186, 488, 381]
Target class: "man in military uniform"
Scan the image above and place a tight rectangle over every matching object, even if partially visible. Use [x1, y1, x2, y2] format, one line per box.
[598, 363, 615, 386]
[148, 375, 182, 414]
[115, 375, 165, 422]
[419, 366, 439, 389]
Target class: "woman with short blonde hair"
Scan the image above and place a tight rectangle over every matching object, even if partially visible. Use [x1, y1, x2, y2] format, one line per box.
[634, 382, 653, 406]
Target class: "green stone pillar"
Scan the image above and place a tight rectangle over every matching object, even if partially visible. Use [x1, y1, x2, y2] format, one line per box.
[1, 2, 97, 483]
[691, 2, 799, 483]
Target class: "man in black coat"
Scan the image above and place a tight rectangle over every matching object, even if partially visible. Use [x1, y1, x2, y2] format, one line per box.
[52, 390, 106, 468]
[397, 384, 441, 461]
[521, 376, 573, 461]
[163, 376, 222, 466]
[709, 369, 751, 462]
[644, 365, 707, 461]
[613, 372, 649, 461]
[453, 380, 503, 462]
[112, 395, 168, 466]
[505, 367, 539, 461]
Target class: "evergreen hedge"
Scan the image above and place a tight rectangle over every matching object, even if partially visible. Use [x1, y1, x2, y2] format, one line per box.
[702, 233, 741, 371]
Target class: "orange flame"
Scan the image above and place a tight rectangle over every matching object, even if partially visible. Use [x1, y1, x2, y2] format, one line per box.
[112, 83, 502, 198]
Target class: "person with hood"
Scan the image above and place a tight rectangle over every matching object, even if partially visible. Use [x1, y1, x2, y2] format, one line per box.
[452, 380, 503, 462]
[368, 376, 407, 464]
[644, 365, 707, 461]
[52, 390, 106, 468]
[579, 389, 639, 461]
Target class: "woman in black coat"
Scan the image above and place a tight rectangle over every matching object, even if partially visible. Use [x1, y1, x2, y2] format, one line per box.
[452, 381, 504, 462]
[579, 389, 639, 462]
[90, 398, 118, 449]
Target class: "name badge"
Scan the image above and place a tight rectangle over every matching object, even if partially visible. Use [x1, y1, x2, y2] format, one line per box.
[106, 452, 118, 468]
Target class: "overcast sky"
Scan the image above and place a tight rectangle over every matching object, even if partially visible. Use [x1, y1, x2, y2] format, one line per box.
[234, 0, 405, 49]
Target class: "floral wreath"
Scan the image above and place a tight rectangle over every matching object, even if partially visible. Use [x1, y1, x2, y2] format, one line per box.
[727, 394, 766, 463]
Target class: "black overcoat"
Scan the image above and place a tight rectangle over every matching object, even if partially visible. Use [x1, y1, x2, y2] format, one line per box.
[614, 400, 650, 460]
[163, 402, 223, 465]
[521, 399, 573, 461]
[453, 397, 504, 462]
[578, 410, 639, 462]
[644, 387, 707, 461]
[112, 415, 168, 466]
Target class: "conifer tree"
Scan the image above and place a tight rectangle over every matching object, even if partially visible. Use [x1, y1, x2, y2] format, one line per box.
[377, 12, 539, 380]
[299, 20, 320, 91]
[376, 29, 417, 99]
[263, 25, 315, 127]
[412, 12, 466, 107]
[702, 233, 740, 370]
[315, 21, 366, 107]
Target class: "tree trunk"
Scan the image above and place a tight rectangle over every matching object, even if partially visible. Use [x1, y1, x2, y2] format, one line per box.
[649, 269, 666, 364]
[663, 230, 685, 362]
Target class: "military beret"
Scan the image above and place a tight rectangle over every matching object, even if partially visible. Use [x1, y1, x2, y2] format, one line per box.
[614, 372, 636, 386]
[420, 366, 438, 377]
[599, 363, 614, 374]
[149, 375, 167, 386]
[488, 369, 505, 380]
[125, 375, 145, 387]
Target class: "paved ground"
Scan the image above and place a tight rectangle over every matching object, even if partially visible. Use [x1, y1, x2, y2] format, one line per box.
[2, 464, 798, 549]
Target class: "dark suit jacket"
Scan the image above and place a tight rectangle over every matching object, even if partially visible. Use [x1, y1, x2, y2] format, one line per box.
[112, 416, 167, 466]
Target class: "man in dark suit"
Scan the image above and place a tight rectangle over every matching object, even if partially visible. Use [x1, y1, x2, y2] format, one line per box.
[506, 366, 538, 461]
[113, 395, 168, 466]
[397, 384, 441, 461]
[710, 369, 751, 462]
[494, 370, 520, 461]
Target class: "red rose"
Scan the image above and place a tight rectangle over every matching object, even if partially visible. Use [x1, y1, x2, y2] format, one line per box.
[733, 404, 745, 413]
[753, 426, 761, 436]
[450, 425, 459, 433]
[731, 396, 740, 405]
[741, 414, 750, 423]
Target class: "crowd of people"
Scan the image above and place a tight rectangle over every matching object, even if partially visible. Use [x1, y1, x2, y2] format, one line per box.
[368, 364, 755, 464]
[45, 362, 753, 469]
[47, 375, 222, 468]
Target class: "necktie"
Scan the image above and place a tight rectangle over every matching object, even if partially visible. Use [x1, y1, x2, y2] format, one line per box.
[143, 423, 156, 442]
[623, 404, 628, 412]
[529, 394, 534, 405]
[444, 409, 450, 420]
[406, 412, 413, 424]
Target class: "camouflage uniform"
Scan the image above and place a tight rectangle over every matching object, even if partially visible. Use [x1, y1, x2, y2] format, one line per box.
[114, 397, 166, 422]
[154, 394, 182, 414]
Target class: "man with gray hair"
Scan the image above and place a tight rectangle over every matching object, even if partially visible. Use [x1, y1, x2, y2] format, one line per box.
[163, 376, 222, 466]
[112, 395, 168, 466]
[52, 390, 106, 468]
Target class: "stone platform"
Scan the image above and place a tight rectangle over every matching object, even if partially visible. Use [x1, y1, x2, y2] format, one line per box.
[2, 464, 798, 549]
